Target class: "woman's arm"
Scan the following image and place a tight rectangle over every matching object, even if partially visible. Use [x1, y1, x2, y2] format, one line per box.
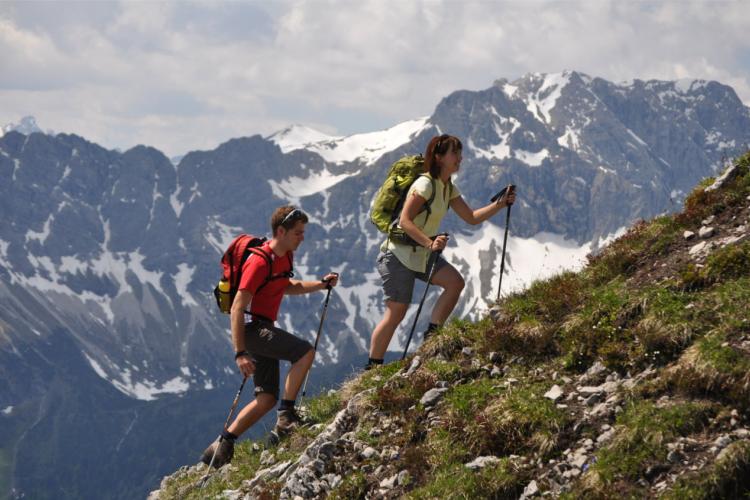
[399, 191, 441, 249]
[450, 189, 516, 225]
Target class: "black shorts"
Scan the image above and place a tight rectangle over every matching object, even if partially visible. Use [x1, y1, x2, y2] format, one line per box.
[244, 319, 313, 400]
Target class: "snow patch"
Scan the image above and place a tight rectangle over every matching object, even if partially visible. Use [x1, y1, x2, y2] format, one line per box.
[205, 219, 244, 255]
[626, 128, 647, 146]
[174, 263, 198, 307]
[25, 214, 53, 244]
[170, 185, 184, 217]
[1, 406, 12, 415]
[268, 117, 429, 165]
[558, 127, 581, 151]
[515, 148, 549, 167]
[524, 72, 571, 124]
[268, 169, 355, 204]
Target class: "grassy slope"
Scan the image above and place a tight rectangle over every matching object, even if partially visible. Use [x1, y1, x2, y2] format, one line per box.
[157, 152, 750, 499]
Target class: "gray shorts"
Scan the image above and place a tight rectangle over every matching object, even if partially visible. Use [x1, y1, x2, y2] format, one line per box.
[377, 250, 450, 304]
[244, 319, 313, 400]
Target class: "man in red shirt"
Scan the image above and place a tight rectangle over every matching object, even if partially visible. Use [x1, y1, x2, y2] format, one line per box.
[201, 206, 339, 467]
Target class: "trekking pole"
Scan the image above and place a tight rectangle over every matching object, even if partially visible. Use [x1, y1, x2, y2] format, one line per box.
[199, 376, 247, 488]
[402, 233, 449, 360]
[298, 273, 338, 410]
[491, 185, 515, 302]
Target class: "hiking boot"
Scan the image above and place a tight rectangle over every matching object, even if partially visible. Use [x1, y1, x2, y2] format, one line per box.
[200, 436, 234, 468]
[274, 408, 304, 437]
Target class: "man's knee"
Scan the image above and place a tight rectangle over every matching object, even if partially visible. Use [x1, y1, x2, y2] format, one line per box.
[291, 345, 314, 366]
[256, 392, 278, 412]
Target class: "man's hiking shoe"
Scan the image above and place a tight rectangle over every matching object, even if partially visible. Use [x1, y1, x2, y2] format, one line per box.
[200, 436, 234, 468]
[266, 430, 281, 447]
[274, 408, 304, 437]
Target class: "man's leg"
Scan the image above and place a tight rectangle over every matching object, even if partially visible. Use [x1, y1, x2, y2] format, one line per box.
[201, 395, 276, 467]
[281, 348, 314, 401]
[226, 392, 277, 436]
[369, 300, 409, 361]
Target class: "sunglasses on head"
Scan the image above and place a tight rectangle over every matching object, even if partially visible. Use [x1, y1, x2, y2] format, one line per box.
[280, 208, 304, 227]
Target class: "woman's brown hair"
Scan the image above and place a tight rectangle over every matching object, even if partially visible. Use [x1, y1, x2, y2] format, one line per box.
[424, 134, 462, 179]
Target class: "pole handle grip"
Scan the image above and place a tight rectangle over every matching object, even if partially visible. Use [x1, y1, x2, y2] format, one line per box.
[491, 184, 516, 203]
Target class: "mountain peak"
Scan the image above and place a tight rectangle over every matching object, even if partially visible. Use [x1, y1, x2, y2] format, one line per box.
[1, 115, 47, 137]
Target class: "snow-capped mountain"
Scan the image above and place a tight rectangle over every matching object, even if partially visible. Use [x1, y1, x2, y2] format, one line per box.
[2, 71, 749, 498]
[1, 115, 47, 137]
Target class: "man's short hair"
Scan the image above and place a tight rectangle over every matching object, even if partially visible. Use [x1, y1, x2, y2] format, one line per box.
[271, 206, 309, 236]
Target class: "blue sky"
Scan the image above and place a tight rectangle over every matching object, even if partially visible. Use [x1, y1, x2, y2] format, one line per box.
[1, 0, 748, 156]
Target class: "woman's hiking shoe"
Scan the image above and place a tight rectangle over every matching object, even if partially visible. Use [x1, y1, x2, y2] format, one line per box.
[274, 408, 304, 437]
[200, 436, 234, 468]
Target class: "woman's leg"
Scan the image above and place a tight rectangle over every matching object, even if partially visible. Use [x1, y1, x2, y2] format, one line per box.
[369, 300, 409, 359]
[428, 264, 465, 325]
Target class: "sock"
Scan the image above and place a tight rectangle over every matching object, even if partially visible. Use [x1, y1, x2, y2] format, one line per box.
[221, 430, 238, 442]
[424, 323, 440, 340]
[365, 357, 384, 370]
[279, 399, 296, 411]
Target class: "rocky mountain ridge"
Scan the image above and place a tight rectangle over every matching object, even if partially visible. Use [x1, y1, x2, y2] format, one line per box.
[150, 154, 750, 499]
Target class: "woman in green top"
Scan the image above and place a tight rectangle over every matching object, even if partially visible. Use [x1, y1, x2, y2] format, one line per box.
[366, 134, 516, 368]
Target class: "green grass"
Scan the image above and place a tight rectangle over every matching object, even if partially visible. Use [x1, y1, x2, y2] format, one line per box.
[664, 440, 750, 499]
[589, 400, 716, 488]
[304, 390, 342, 424]
[328, 471, 368, 500]
[423, 358, 463, 382]
[406, 457, 523, 500]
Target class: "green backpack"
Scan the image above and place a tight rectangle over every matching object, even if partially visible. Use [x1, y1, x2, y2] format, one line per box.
[370, 155, 436, 244]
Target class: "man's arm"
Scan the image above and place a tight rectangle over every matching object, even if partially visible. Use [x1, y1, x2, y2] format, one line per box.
[285, 273, 339, 295]
[231, 289, 255, 377]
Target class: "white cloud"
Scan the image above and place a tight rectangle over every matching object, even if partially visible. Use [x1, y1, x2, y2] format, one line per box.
[0, 0, 748, 156]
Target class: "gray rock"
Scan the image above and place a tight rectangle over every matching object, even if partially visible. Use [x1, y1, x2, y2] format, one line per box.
[684, 230, 696, 240]
[571, 453, 588, 469]
[310, 459, 326, 477]
[317, 441, 336, 461]
[689, 240, 710, 256]
[699, 226, 715, 238]
[597, 428, 616, 444]
[405, 356, 421, 376]
[544, 385, 564, 402]
[714, 435, 732, 449]
[733, 428, 750, 439]
[260, 450, 276, 466]
[322, 473, 342, 489]
[465, 456, 501, 470]
[420, 387, 449, 407]
[462, 347, 474, 356]
[362, 446, 379, 459]
[584, 392, 604, 406]
[577, 385, 604, 395]
[380, 474, 399, 489]
[491, 366, 503, 378]
[520, 480, 539, 499]
[667, 450, 685, 463]
[397, 470, 411, 486]
[586, 361, 607, 377]
[489, 306, 505, 322]
[218, 490, 244, 500]
[706, 163, 742, 192]
[489, 351, 502, 363]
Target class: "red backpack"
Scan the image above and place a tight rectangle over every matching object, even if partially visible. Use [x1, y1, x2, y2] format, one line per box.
[213, 234, 294, 314]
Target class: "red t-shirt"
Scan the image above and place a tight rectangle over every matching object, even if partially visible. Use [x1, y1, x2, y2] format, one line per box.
[238, 242, 292, 321]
